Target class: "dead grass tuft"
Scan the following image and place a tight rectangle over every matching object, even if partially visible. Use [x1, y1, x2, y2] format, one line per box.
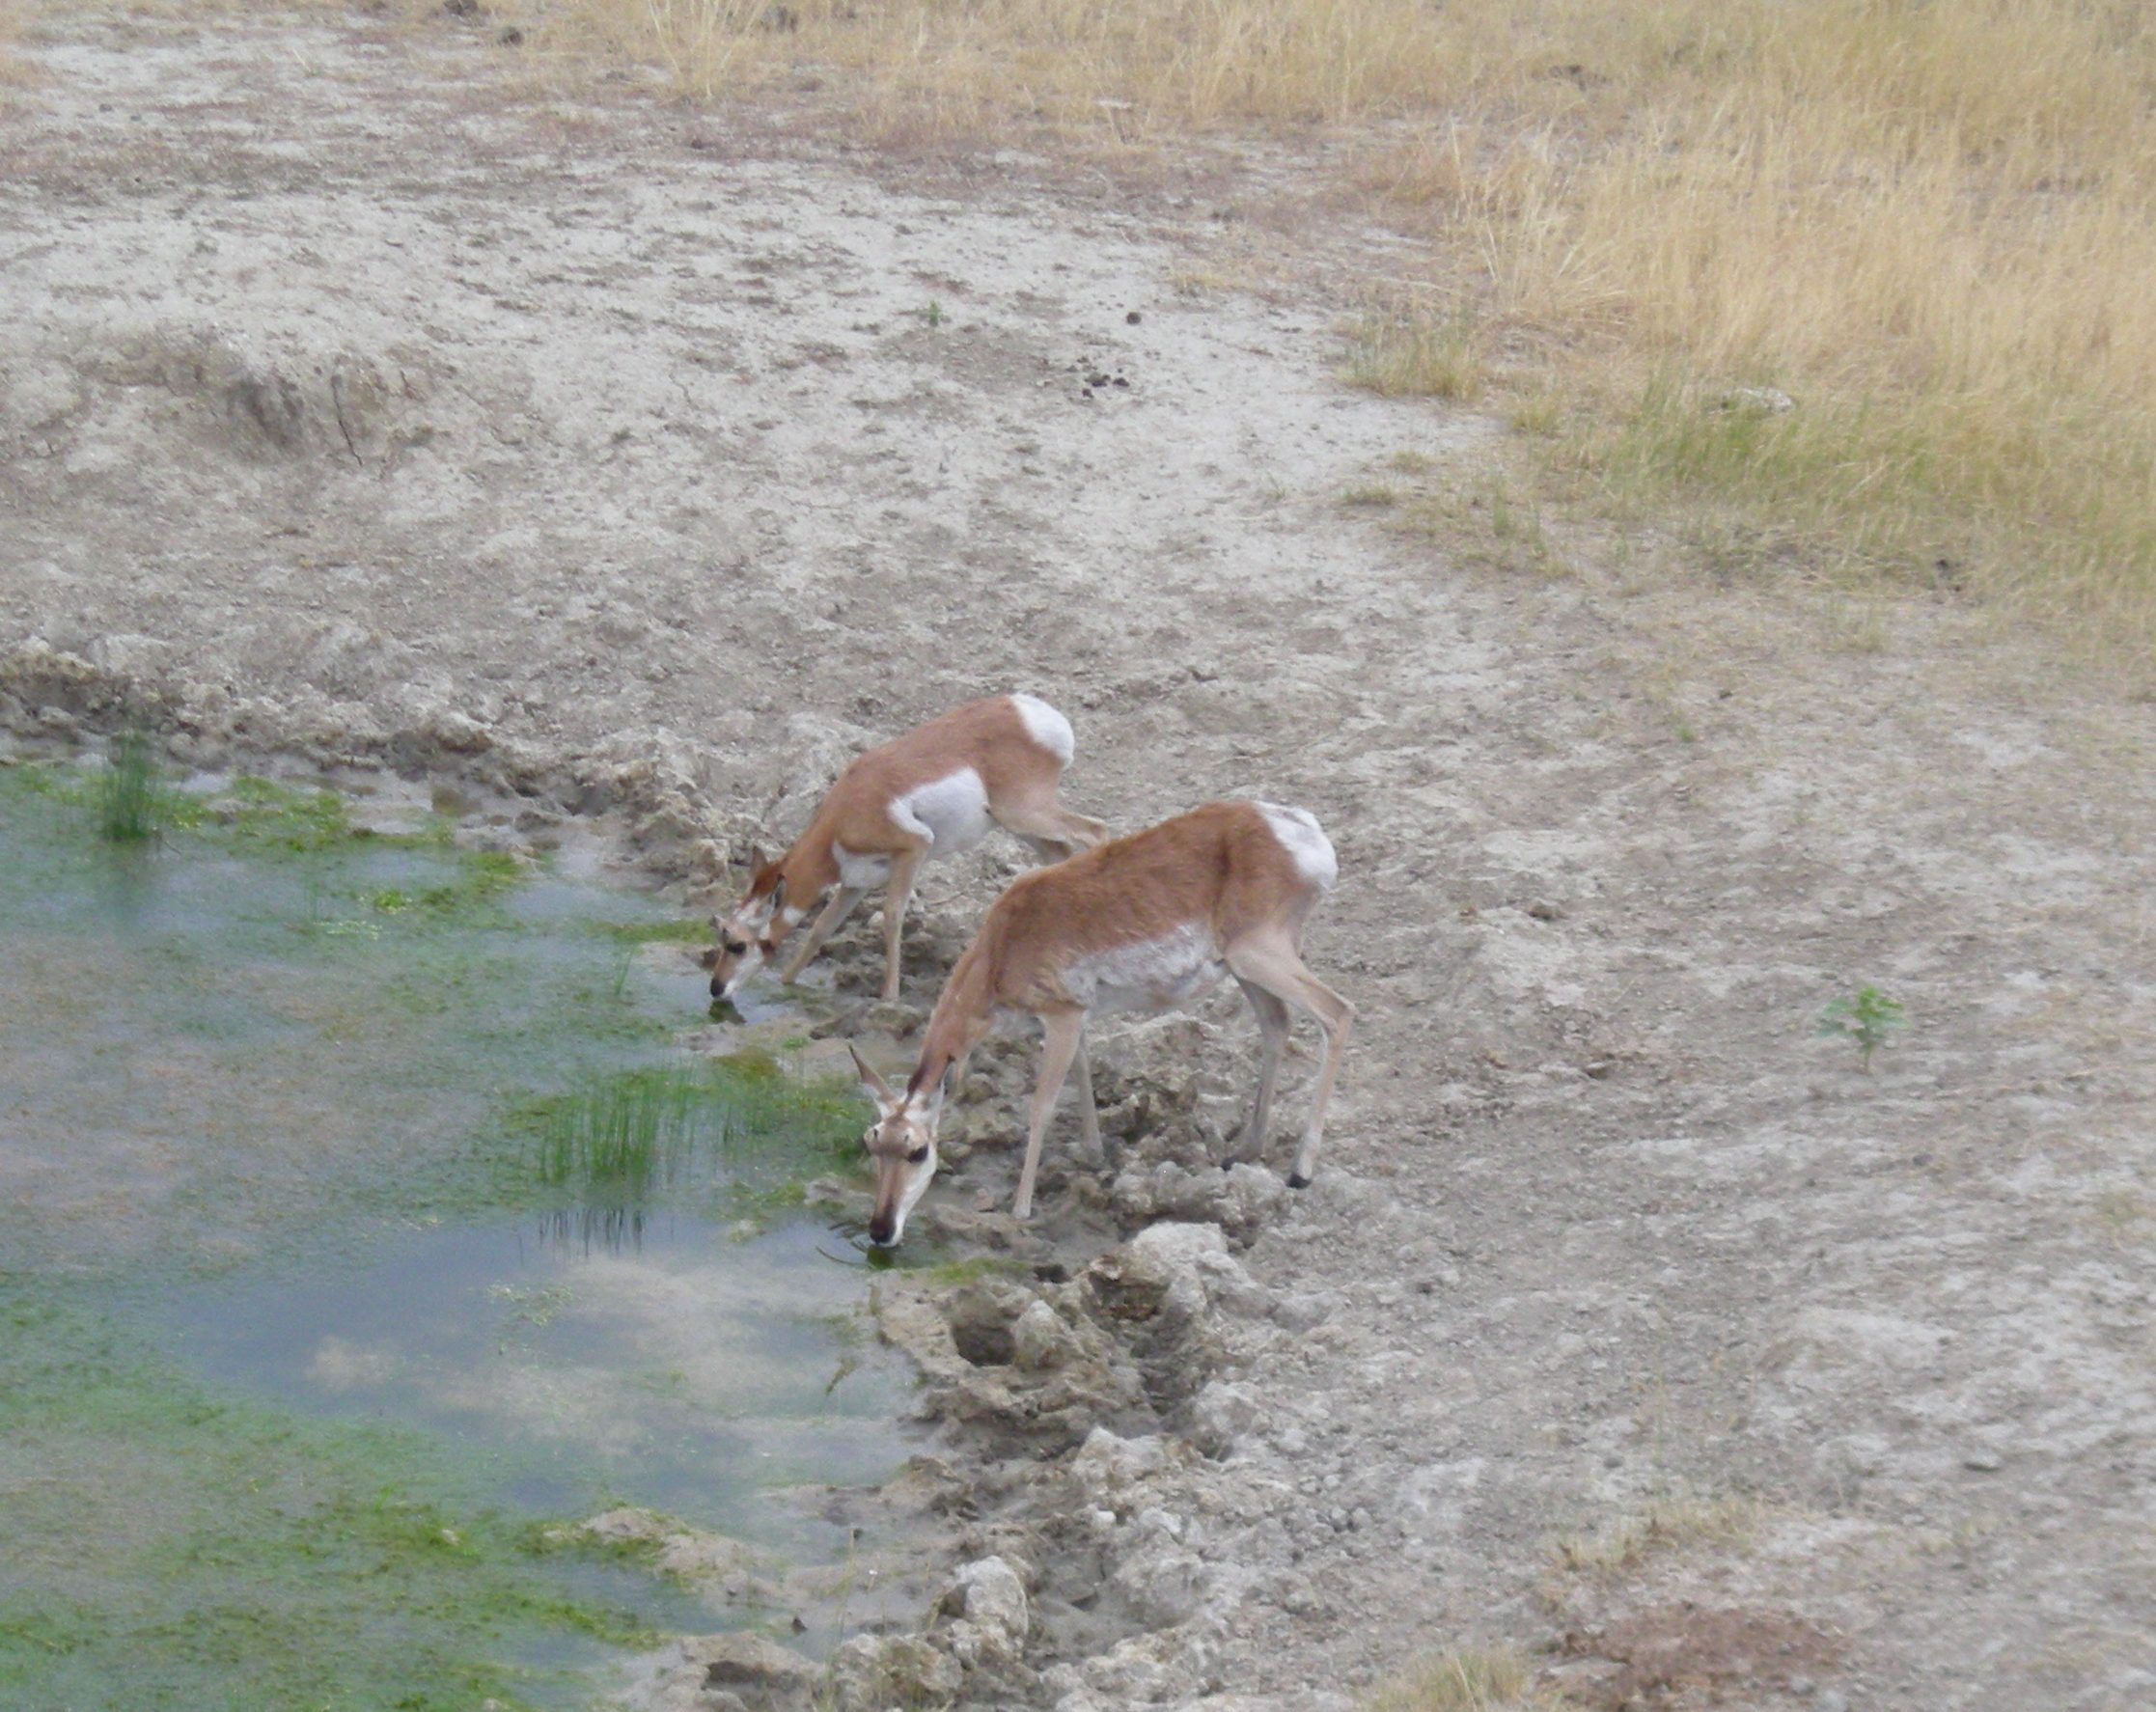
[502, 0, 1470, 122]
[1364, 1644, 1575, 1712]
[1550, 1487, 1765, 1577]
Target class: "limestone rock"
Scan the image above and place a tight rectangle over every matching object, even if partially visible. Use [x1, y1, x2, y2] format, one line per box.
[938, 1554, 1031, 1668]
[1111, 1161, 1290, 1242]
[823, 1633, 962, 1712]
[1111, 1534, 1210, 1625]
[1012, 1297, 1087, 1371]
[1071, 1426, 1172, 1509]
[1070, 1630, 1204, 1704]
[1189, 1379, 1268, 1458]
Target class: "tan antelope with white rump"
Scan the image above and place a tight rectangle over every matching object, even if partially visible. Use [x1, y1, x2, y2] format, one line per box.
[705, 694, 1106, 1005]
[848, 799, 1353, 1246]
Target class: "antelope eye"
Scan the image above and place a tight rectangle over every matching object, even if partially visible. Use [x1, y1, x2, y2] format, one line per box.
[905, 1146, 930, 1165]
[723, 938, 748, 956]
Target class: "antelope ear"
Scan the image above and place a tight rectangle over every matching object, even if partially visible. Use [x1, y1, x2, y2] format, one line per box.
[769, 874, 788, 914]
[849, 1044, 894, 1106]
[744, 843, 765, 874]
[926, 1062, 954, 1119]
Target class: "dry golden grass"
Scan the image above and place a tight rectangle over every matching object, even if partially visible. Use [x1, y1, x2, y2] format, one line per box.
[1363, 1645, 1575, 1712]
[1549, 1487, 1766, 1577]
[1361, 2, 2156, 660]
[501, 0, 1466, 123]
[481, 1, 2156, 658]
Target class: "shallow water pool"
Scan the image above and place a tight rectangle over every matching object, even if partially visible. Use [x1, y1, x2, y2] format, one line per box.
[0, 759, 910, 1710]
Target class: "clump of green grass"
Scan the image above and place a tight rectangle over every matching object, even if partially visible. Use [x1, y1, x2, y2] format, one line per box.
[1364, 1644, 1573, 1712]
[96, 729, 165, 843]
[524, 1054, 861, 1201]
[1342, 312, 1484, 401]
[1393, 472, 1562, 577]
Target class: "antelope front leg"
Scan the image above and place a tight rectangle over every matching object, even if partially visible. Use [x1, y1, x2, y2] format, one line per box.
[779, 885, 867, 984]
[1013, 1008, 1086, 1220]
[878, 847, 926, 1002]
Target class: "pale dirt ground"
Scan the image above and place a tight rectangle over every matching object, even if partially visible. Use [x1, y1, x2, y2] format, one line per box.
[4, 10, 2156, 1712]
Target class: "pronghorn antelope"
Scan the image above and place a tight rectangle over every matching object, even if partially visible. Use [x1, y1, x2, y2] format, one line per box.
[705, 694, 1106, 1005]
[848, 799, 1353, 1247]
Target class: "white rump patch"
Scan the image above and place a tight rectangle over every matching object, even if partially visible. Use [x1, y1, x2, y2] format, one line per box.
[1008, 693, 1076, 766]
[1064, 922, 1228, 1014]
[1257, 802, 1339, 891]
[891, 767, 991, 858]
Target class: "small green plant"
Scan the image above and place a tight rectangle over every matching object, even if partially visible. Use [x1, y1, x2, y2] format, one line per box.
[97, 728, 164, 843]
[1818, 983, 1906, 1070]
[923, 298, 944, 328]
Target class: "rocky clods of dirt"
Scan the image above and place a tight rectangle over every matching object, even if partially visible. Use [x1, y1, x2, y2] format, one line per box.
[602, 1010, 1359, 1712]
[0, 637, 750, 892]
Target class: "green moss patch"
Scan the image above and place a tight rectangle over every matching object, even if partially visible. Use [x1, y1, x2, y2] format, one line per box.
[0, 1288, 671, 1712]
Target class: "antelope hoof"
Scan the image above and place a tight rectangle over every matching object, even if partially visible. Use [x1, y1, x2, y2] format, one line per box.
[1287, 1171, 1313, 1190]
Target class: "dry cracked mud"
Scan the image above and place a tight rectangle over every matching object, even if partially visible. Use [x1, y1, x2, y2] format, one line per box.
[4, 10, 2155, 1711]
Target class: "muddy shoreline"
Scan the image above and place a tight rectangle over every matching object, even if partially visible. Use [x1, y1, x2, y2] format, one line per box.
[0, 675, 1347, 1712]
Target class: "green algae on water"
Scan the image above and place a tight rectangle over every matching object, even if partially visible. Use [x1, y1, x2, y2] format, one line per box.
[0, 1288, 671, 1712]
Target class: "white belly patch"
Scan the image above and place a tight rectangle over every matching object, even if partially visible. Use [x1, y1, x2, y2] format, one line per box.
[834, 844, 892, 890]
[1064, 922, 1228, 1014]
[892, 767, 992, 858]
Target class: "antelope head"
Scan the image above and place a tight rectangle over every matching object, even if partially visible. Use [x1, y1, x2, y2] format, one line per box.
[851, 1045, 947, 1248]
[705, 847, 789, 1001]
